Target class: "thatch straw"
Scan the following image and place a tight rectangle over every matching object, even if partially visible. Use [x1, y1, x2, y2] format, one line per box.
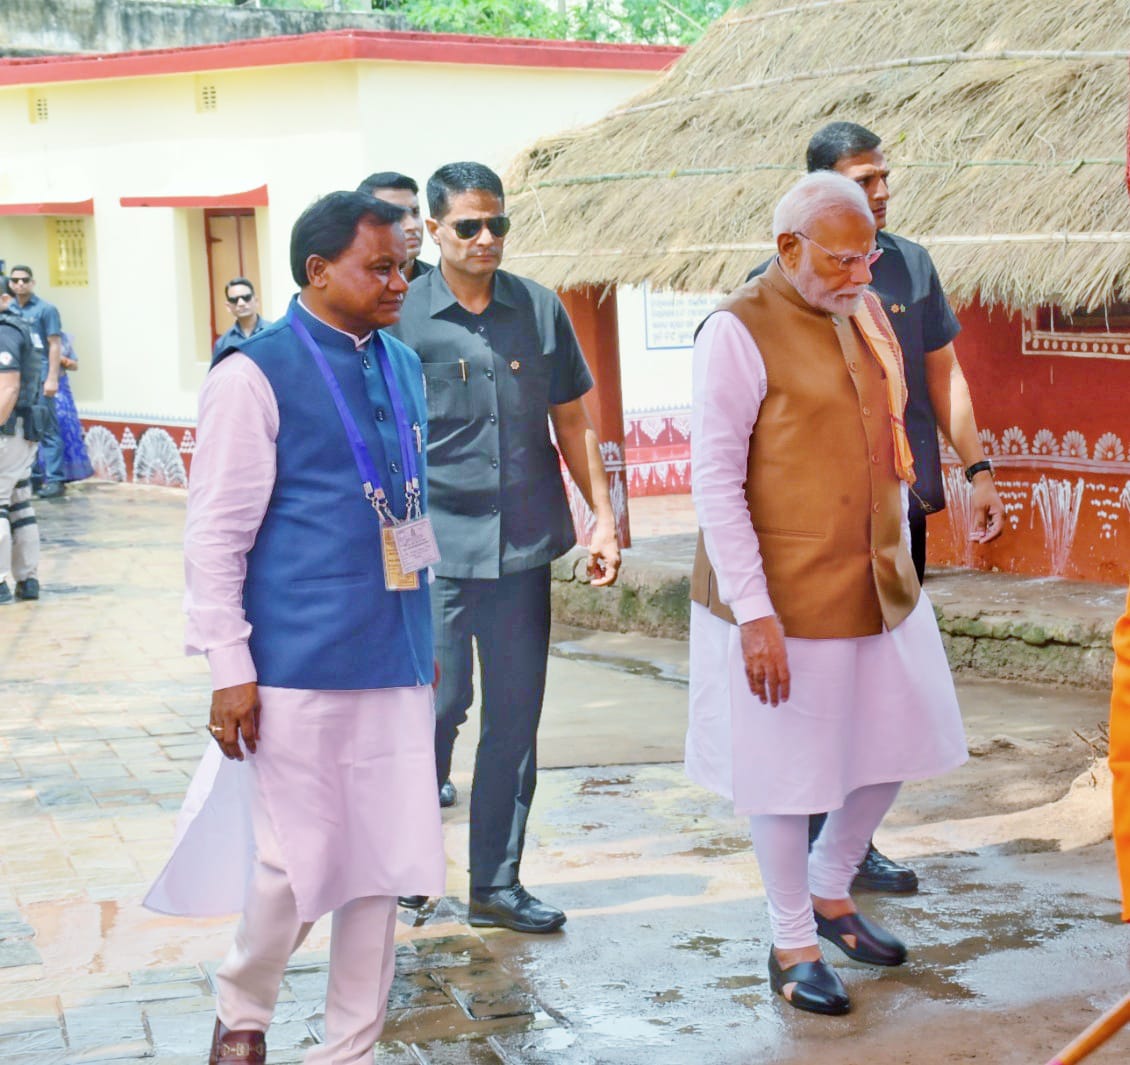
[503, 0, 1130, 311]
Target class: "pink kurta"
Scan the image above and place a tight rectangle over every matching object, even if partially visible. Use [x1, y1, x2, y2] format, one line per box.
[145, 351, 445, 921]
[686, 312, 967, 815]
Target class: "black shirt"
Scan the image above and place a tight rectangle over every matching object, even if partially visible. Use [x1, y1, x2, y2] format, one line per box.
[391, 266, 594, 579]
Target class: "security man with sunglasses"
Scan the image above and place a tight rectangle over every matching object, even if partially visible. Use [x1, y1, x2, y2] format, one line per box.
[212, 278, 271, 361]
[391, 161, 621, 933]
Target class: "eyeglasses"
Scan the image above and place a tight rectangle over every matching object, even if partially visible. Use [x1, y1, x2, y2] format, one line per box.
[9, 277, 31, 285]
[795, 233, 882, 271]
[449, 215, 511, 240]
[227, 293, 255, 305]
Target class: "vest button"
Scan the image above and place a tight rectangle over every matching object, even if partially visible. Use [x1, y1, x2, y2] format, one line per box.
[376, 408, 386, 421]
[871, 454, 879, 464]
[849, 362, 860, 373]
[871, 549, 879, 560]
[872, 502, 881, 513]
[862, 406, 871, 416]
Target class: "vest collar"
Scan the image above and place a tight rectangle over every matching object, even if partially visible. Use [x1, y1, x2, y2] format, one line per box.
[293, 295, 373, 353]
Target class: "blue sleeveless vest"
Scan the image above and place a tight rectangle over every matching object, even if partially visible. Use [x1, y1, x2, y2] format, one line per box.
[218, 297, 432, 690]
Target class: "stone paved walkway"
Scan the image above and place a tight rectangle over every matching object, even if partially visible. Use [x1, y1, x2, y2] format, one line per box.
[2, 482, 1129, 1065]
[0, 484, 568, 1063]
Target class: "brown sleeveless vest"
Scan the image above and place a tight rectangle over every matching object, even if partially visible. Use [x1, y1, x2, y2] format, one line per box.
[690, 261, 919, 638]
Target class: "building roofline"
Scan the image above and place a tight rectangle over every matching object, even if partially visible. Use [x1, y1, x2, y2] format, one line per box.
[0, 29, 684, 87]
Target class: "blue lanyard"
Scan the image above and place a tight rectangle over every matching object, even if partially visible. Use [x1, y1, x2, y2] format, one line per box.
[288, 306, 421, 522]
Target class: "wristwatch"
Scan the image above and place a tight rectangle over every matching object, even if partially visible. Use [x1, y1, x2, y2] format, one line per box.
[964, 459, 993, 483]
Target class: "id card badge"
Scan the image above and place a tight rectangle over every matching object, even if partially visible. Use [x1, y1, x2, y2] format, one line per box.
[390, 515, 442, 573]
[381, 526, 420, 591]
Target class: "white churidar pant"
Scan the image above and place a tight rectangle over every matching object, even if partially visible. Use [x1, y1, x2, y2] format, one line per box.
[748, 781, 902, 948]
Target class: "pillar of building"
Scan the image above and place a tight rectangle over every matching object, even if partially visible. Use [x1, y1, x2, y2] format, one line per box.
[557, 284, 632, 548]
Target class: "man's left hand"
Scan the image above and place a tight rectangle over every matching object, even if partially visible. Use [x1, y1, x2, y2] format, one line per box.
[43, 375, 59, 399]
[588, 524, 621, 587]
[969, 474, 1005, 543]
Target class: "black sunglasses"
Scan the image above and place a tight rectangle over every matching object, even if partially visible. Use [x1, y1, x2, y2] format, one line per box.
[227, 293, 255, 305]
[449, 215, 511, 240]
[9, 276, 31, 284]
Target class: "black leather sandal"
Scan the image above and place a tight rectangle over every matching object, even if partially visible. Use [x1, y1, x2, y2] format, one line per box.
[768, 950, 851, 1015]
[815, 910, 907, 966]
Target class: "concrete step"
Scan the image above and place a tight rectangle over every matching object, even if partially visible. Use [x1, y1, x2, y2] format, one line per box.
[551, 536, 1127, 690]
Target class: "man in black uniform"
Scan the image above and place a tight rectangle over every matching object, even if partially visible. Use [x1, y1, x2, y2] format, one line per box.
[749, 122, 1005, 892]
[357, 172, 434, 283]
[0, 275, 44, 603]
[392, 161, 621, 932]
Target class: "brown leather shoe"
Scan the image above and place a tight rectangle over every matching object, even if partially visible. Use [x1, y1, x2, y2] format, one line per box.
[209, 1019, 266, 1064]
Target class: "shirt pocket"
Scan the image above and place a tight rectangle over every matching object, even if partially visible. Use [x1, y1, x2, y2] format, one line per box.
[422, 361, 473, 428]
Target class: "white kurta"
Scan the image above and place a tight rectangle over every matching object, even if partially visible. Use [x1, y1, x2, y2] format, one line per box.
[686, 312, 967, 816]
[144, 344, 445, 923]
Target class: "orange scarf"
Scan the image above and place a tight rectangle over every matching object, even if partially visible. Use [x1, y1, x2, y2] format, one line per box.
[852, 290, 916, 484]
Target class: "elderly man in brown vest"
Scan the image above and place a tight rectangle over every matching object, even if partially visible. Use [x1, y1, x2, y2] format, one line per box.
[687, 171, 968, 1017]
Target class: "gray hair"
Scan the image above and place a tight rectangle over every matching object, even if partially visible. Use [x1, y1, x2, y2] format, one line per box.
[771, 171, 872, 238]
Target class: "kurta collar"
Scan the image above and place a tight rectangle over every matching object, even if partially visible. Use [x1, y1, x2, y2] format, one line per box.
[294, 295, 373, 352]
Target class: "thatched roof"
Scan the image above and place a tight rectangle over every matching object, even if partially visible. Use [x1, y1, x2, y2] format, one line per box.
[504, 0, 1130, 311]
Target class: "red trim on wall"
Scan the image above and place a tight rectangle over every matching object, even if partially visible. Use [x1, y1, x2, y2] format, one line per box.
[0, 198, 94, 215]
[0, 31, 683, 88]
[120, 185, 269, 209]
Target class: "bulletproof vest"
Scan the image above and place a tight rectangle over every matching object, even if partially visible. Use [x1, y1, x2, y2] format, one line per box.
[0, 310, 40, 433]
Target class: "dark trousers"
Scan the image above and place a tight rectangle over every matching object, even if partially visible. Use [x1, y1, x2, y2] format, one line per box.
[32, 392, 64, 488]
[808, 504, 929, 847]
[431, 565, 551, 889]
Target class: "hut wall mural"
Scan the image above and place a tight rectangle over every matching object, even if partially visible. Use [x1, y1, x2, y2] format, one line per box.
[504, 0, 1130, 583]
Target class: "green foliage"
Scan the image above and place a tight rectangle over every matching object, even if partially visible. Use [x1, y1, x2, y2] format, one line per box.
[389, 0, 738, 45]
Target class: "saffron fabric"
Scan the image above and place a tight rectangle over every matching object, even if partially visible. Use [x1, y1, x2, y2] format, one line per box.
[1111, 586, 1130, 920]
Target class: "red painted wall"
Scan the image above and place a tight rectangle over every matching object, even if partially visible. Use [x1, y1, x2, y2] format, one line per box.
[926, 300, 1130, 583]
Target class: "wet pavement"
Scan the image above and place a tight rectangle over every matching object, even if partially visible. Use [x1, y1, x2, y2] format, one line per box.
[1, 482, 1129, 1064]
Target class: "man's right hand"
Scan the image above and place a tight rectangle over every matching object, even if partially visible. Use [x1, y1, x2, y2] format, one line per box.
[43, 374, 59, 399]
[739, 615, 790, 707]
[209, 682, 261, 761]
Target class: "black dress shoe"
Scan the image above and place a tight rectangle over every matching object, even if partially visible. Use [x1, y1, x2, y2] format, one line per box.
[468, 884, 566, 933]
[768, 950, 850, 1016]
[37, 482, 65, 499]
[15, 578, 39, 600]
[852, 844, 919, 894]
[398, 894, 428, 909]
[439, 779, 457, 807]
[0, 582, 11, 605]
[815, 910, 907, 967]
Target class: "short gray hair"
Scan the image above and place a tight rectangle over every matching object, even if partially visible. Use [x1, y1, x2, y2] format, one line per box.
[771, 171, 872, 238]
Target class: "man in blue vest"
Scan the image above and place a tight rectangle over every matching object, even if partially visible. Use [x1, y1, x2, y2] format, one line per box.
[145, 192, 445, 1065]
